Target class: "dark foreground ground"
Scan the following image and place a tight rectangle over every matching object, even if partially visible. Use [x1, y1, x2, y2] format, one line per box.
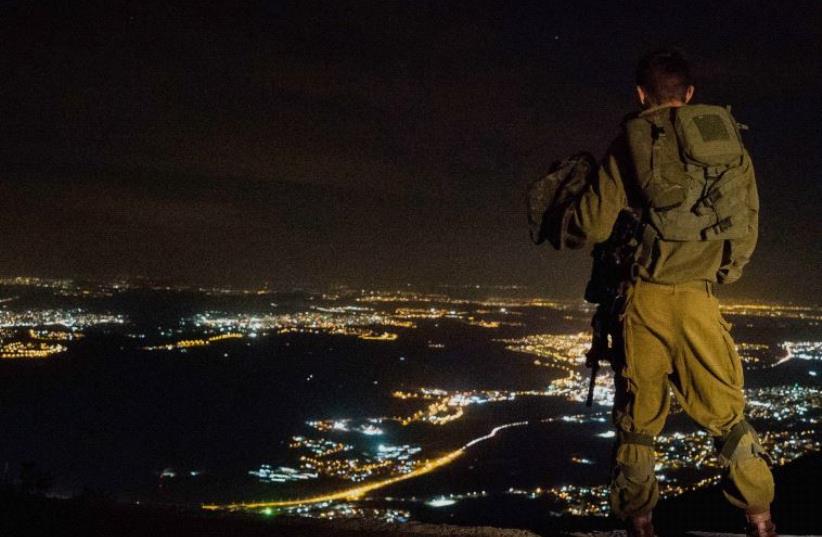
[1, 454, 820, 537]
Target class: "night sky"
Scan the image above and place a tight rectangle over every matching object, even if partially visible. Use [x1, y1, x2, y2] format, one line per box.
[2, 1, 820, 300]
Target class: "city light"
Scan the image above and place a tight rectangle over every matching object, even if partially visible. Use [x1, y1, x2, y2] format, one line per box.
[1, 277, 819, 523]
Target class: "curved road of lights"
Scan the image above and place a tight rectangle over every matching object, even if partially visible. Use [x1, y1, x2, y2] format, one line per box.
[201, 420, 529, 512]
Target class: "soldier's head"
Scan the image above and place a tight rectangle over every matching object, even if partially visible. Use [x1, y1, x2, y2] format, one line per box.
[635, 49, 694, 108]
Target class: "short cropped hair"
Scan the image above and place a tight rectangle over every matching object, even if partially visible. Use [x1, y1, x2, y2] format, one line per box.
[635, 49, 693, 104]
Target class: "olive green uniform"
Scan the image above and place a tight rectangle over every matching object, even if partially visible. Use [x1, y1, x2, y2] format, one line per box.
[568, 105, 774, 519]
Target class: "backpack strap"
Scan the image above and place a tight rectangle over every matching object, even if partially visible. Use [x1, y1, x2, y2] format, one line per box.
[647, 119, 686, 211]
[650, 119, 666, 188]
[634, 218, 659, 275]
[693, 154, 749, 239]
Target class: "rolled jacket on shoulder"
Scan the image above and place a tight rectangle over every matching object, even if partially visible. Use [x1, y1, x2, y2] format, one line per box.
[526, 152, 597, 250]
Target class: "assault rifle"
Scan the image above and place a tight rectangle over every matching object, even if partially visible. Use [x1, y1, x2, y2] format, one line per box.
[583, 209, 644, 407]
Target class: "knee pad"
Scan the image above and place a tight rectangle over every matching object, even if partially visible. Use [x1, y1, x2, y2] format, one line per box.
[618, 429, 655, 448]
[614, 430, 656, 481]
[715, 420, 771, 467]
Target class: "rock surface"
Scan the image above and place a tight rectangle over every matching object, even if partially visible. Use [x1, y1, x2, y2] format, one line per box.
[272, 517, 543, 536]
[566, 533, 820, 537]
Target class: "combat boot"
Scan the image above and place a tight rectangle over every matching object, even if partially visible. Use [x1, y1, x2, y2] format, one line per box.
[627, 512, 655, 537]
[746, 510, 777, 537]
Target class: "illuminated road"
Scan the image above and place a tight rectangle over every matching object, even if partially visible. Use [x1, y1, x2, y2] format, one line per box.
[774, 343, 793, 366]
[201, 420, 529, 511]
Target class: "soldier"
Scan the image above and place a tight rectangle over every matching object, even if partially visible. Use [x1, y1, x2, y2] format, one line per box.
[546, 50, 776, 536]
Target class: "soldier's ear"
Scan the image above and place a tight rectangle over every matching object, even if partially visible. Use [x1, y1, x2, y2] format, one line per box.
[684, 85, 695, 104]
[635, 86, 647, 107]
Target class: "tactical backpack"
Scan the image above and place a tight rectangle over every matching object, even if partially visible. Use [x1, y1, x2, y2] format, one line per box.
[624, 104, 753, 243]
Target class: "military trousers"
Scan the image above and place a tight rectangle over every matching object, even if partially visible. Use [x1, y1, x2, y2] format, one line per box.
[609, 279, 775, 519]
